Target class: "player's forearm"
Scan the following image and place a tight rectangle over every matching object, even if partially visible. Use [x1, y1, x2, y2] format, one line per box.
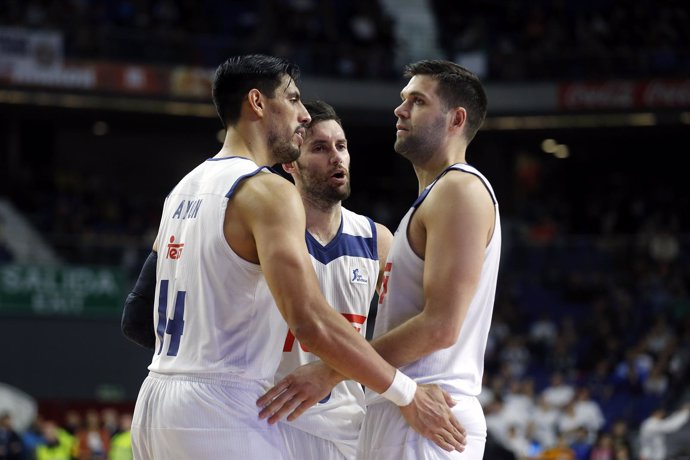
[369, 312, 458, 368]
[293, 307, 396, 395]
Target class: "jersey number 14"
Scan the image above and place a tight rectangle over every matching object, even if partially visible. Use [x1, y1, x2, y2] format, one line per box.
[156, 279, 186, 356]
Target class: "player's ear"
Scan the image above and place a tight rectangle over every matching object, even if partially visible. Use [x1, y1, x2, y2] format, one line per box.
[247, 88, 264, 116]
[282, 161, 297, 174]
[450, 107, 466, 131]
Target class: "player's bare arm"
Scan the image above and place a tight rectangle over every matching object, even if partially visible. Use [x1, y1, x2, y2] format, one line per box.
[369, 172, 495, 368]
[234, 174, 393, 393]
[374, 221, 393, 293]
[257, 220, 393, 424]
[260, 220, 393, 421]
[246, 176, 465, 451]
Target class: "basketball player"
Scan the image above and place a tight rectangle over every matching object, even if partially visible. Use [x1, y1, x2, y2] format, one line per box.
[275, 100, 393, 460]
[122, 55, 466, 459]
[260, 60, 499, 459]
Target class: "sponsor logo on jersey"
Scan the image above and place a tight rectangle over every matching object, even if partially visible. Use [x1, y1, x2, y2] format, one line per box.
[283, 313, 367, 352]
[378, 261, 392, 304]
[166, 235, 184, 260]
[350, 266, 369, 284]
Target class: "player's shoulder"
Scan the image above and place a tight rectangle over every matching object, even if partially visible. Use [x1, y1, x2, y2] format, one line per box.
[234, 170, 301, 212]
[239, 169, 296, 195]
[433, 166, 494, 203]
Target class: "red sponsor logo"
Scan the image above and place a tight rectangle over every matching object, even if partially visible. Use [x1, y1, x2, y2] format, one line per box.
[283, 313, 367, 352]
[166, 235, 184, 260]
[378, 262, 392, 304]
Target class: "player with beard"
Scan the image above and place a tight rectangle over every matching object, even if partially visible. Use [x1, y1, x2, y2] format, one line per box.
[259, 60, 499, 459]
[122, 55, 467, 459]
[275, 100, 393, 459]
[359, 59, 500, 460]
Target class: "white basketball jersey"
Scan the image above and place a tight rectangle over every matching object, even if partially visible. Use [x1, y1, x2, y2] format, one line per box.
[369, 163, 501, 403]
[148, 156, 288, 382]
[276, 207, 379, 450]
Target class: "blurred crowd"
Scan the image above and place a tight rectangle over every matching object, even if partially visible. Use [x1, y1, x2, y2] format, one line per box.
[0, 0, 397, 80]
[431, 0, 690, 81]
[1, 0, 689, 81]
[0, 407, 133, 460]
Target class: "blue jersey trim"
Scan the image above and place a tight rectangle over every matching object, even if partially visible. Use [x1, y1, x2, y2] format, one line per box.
[225, 166, 274, 199]
[306, 218, 377, 265]
[207, 155, 251, 162]
[412, 163, 496, 209]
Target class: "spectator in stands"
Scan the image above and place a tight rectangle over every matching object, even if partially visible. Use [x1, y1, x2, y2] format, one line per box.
[503, 424, 534, 459]
[585, 358, 616, 403]
[541, 372, 575, 409]
[504, 379, 536, 416]
[528, 311, 558, 359]
[20, 415, 46, 460]
[74, 409, 109, 460]
[62, 410, 81, 436]
[100, 408, 120, 439]
[643, 362, 670, 396]
[35, 420, 75, 460]
[613, 345, 653, 394]
[530, 395, 559, 449]
[500, 336, 531, 379]
[557, 400, 583, 445]
[108, 413, 133, 460]
[572, 387, 605, 441]
[485, 395, 512, 447]
[609, 419, 633, 457]
[0, 411, 24, 460]
[568, 426, 592, 460]
[540, 432, 576, 460]
[637, 402, 690, 460]
[589, 432, 614, 460]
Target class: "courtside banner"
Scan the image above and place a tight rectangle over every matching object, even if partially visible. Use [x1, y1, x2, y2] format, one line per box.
[0, 264, 126, 318]
[558, 80, 690, 110]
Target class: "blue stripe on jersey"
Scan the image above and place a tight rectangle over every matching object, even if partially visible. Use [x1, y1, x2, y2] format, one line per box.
[225, 166, 274, 199]
[412, 163, 496, 209]
[306, 217, 377, 265]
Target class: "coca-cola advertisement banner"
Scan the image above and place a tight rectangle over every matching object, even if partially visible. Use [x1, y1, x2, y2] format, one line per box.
[559, 80, 690, 110]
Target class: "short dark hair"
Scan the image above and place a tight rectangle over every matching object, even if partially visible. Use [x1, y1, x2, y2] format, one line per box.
[403, 60, 488, 143]
[212, 54, 301, 127]
[304, 100, 342, 129]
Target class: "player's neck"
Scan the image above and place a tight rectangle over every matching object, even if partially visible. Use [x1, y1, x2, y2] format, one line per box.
[413, 150, 467, 193]
[304, 200, 342, 245]
[218, 126, 270, 165]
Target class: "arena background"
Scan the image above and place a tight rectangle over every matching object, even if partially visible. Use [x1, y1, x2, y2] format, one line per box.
[0, 1, 689, 458]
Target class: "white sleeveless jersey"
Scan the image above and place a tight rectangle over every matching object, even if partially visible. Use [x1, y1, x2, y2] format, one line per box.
[148, 156, 288, 382]
[368, 163, 501, 403]
[276, 207, 379, 451]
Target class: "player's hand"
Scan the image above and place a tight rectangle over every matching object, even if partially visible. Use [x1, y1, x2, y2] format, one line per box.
[257, 361, 343, 424]
[399, 384, 466, 452]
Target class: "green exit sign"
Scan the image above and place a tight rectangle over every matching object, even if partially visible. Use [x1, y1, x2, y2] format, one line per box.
[0, 264, 127, 317]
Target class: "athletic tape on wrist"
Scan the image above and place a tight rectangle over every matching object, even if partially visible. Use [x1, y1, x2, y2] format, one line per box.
[381, 369, 417, 406]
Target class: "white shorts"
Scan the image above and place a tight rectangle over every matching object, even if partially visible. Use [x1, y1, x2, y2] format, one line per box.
[131, 372, 288, 460]
[280, 422, 353, 460]
[357, 395, 486, 460]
